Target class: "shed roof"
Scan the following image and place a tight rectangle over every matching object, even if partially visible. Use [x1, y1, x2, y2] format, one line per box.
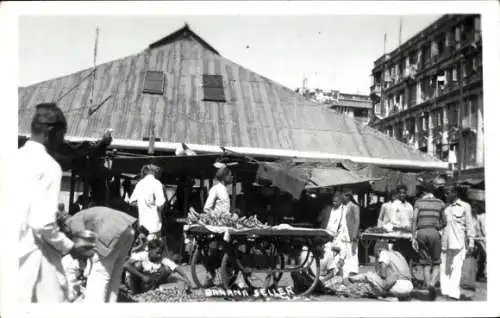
[18, 24, 445, 169]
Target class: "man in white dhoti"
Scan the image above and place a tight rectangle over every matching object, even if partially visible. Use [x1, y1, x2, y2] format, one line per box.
[130, 164, 166, 240]
[440, 184, 475, 300]
[316, 193, 350, 279]
[342, 189, 361, 276]
[16, 103, 95, 302]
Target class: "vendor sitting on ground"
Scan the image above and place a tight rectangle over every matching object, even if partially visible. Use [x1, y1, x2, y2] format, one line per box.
[347, 240, 413, 301]
[123, 238, 194, 294]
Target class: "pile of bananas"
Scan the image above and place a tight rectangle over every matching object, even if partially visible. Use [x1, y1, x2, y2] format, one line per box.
[187, 208, 270, 229]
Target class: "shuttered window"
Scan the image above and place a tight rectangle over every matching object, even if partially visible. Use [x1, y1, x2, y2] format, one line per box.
[143, 71, 165, 95]
[202, 74, 226, 102]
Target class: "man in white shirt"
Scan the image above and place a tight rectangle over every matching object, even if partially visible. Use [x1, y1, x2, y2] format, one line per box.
[204, 167, 232, 217]
[440, 184, 475, 300]
[15, 103, 95, 302]
[377, 190, 397, 228]
[379, 186, 413, 231]
[130, 164, 166, 240]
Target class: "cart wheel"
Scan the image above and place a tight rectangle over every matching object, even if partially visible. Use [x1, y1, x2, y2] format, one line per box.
[190, 244, 223, 288]
[291, 253, 321, 297]
[240, 245, 285, 290]
[220, 252, 242, 289]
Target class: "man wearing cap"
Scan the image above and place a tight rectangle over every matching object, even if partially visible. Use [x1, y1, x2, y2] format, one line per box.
[14, 103, 95, 302]
[411, 181, 447, 300]
[130, 164, 166, 240]
[440, 184, 475, 300]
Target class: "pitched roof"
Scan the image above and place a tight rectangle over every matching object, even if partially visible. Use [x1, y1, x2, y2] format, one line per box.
[18, 24, 445, 169]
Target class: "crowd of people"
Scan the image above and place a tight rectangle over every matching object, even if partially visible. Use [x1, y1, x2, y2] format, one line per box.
[312, 181, 485, 301]
[14, 101, 485, 303]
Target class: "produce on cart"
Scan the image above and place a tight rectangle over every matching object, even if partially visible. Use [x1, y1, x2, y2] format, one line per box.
[185, 207, 334, 297]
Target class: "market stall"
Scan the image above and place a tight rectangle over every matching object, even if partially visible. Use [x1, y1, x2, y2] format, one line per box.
[184, 212, 334, 297]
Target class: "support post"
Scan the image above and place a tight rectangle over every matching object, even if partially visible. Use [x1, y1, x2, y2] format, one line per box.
[69, 169, 76, 215]
[199, 178, 205, 209]
[83, 157, 91, 209]
[231, 177, 237, 213]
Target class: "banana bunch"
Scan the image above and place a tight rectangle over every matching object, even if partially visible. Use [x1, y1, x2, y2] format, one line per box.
[187, 207, 270, 229]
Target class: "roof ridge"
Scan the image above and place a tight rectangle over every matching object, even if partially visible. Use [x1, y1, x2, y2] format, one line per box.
[148, 24, 220, 55]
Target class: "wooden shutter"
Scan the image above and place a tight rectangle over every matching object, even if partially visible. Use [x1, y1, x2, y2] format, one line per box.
[143, 71, 165, 95]
[202, 74, 225, 102]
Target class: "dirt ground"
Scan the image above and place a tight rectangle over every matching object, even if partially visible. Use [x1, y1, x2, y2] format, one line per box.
[124, 264, 486, 302]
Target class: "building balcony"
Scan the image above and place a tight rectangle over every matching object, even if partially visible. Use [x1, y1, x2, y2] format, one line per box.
[370, 84, 382, 101]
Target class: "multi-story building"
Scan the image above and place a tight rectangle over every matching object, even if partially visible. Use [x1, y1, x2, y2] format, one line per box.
[369, 14, 483, 174]
[299, 88, 372, 123]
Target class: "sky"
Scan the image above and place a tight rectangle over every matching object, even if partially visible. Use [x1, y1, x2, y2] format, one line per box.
[19, 14, 441, 95]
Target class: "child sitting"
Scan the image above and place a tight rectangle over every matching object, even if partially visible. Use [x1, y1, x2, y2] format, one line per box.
[123, 238, 194, 294]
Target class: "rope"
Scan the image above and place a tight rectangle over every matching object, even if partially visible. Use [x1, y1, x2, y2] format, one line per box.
[56, 70, 94, 103]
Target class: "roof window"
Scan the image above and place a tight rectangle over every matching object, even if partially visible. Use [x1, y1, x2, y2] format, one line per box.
[143, 71, 165, 95]
[202, 74, 225, 102]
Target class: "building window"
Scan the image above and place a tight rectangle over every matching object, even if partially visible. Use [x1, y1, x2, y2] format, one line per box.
[143, 71, 165, 95]
[466, 135, 477, 166]
[455, 26, 461, 43]
[202, 74, 226, 102]
[409, 84, 417, 107]
[448, 104, 459, 127]
[474, 16, 481, 32]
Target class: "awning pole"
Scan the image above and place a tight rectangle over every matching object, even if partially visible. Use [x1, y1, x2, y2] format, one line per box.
[69, 169, 76, 215]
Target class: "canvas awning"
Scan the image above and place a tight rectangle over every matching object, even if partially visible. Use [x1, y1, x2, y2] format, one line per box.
[255, 159, 378, 199]
[306, 168, 379, 189]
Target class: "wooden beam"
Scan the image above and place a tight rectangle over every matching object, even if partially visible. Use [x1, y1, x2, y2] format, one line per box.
[18, 134, 449, 169]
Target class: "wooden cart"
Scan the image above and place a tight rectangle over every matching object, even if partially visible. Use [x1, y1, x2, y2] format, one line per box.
[185, 225, 334, 297]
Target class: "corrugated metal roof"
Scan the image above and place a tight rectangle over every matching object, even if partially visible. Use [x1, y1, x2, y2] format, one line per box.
[18, 25, 442, 166]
